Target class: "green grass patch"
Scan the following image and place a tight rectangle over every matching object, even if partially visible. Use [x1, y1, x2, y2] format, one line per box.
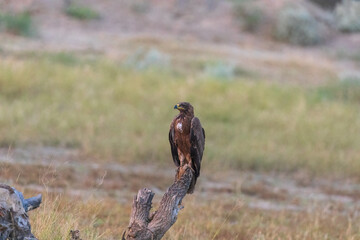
[65, 4, 100, 20]
[0, 12, 35, 37]
[1, 54, 360, 178]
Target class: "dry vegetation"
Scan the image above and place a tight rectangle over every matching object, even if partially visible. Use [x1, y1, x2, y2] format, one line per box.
[21, 193, 359, 239]
[1, 0, 360, 239]
[1, 50, 360, 239]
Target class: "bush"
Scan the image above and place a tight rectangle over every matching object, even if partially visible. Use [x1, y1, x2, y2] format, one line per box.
[309, 0, 341, 9]
[275, 6, 322, 46]
[65, 4, 100, 20]
[204, 61, 236, 80]
[124, 48, 171, 71]
[233, 0, 264, 32]
[0, 12, 35, 37]
[130, 0, 151, 15]
[335, 0, 360, 32]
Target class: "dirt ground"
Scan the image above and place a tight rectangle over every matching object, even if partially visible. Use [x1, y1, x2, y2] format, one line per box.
[1, 147, 360, 217]
[0, 0, 359, 83]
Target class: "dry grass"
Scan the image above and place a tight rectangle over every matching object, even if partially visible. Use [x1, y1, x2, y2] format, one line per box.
[170, 199, 360, 240]
[29, 193, 122, 240]
[23, 192, 360, 240]
[1, 50, 360, 239]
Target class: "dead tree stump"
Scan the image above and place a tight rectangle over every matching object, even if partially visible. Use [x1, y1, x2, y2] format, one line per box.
[122, 165, 193, 240]
[0, 184, 42, 240]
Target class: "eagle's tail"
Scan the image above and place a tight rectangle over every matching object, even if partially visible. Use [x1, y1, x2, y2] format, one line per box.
[176, 165, 198, 194]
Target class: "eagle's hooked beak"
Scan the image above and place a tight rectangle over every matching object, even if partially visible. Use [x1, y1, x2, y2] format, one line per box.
[174, 104, 184, 110]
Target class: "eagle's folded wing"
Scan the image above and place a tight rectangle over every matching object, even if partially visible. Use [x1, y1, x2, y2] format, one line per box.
[190, 117, 205, 177]
[169, 127, 180, 167]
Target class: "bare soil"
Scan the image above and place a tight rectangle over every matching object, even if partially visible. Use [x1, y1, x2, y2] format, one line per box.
[1, 147, 360, 216]
[0, 0, 359, 85]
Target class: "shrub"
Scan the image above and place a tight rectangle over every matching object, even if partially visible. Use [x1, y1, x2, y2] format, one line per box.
[335, 0, 360, 32]
[275, 6, 322, 46]
[124, 48, 171, 71]
[309, 0, 341, 9]
[204, 61, 236, 80]
[0, 12, 35, 37]
[130, 0, 151, 15]
[233, 0, 264, 32]
[65, 4, 100, 20]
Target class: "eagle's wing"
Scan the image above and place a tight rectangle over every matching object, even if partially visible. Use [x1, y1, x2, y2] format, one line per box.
[190, 117, 205, 178]
[169, 125, 180, 167]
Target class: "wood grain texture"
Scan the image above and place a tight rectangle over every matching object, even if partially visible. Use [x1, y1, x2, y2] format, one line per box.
[123, 165, 193, 240]
[0, 184, 39, 240]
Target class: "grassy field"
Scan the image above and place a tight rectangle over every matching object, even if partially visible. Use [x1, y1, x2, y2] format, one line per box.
[1, 0, 360, 238]
[1, 52, 360, 178]
[1, 51, 360, 239]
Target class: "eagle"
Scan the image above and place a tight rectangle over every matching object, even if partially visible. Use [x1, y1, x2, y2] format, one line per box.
[169, 102, 205, 194]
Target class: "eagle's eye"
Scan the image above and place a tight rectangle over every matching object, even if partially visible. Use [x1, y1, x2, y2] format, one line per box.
[174, 102, 191, 111]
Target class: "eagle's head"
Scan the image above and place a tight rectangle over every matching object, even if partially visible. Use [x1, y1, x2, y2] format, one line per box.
[174, 102, 194, 114]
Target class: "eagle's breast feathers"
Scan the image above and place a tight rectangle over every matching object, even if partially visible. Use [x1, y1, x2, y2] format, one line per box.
[169, 102, 205, 194]
[176, 122, 183, 132]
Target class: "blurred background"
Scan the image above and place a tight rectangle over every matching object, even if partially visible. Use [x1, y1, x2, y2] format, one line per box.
[0, 0, 360, 239]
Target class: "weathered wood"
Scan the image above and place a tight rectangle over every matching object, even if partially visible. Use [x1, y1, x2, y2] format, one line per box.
[69, 230, 82, 240]
[123, 165, 193, 240]
[0, 184, 41, 240]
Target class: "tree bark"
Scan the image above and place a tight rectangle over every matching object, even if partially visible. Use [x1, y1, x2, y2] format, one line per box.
[122, 165, 193, 240]
[0, 184, 41, 240]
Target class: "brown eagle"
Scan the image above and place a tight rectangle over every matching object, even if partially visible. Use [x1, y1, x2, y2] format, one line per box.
[169, 102, 205, 193]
